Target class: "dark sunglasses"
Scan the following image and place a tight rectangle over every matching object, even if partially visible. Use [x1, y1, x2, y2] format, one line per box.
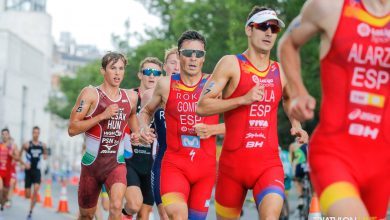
[250, 22, 281, 34]
[179, 49, 206, 58]
[142, 68, 162, 76]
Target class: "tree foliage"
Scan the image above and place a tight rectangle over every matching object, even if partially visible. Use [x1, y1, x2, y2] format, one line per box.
[49, 0, 321, 147]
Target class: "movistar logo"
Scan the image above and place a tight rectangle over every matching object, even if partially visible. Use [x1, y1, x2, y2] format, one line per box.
[181, 135, 200, 148]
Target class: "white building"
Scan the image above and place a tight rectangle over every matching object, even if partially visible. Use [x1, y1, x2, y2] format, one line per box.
[0, 0, 101, 174]
[0, 0, 52, 146]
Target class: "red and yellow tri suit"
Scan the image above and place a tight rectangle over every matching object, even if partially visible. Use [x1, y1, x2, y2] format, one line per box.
[215, 54, 285, 218]
[309, 0, 390, 217]
[161, 74, 219, 220]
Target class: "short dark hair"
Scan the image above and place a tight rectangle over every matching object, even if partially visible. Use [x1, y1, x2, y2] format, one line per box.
[33, 126, 40, 131]
[177, 30, 206, 50]
[101, 51, 128, 70]
[1, 128, 9, 133]
[247, 6, 272, 22]
[139, 57, 163, 73]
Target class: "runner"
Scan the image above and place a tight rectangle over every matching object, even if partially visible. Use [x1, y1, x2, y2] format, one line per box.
[20, 126, 47, 220]
[278, 0, 389, 218]
[0, 129, 18, 209]
[150, 47, 179, 220]
[0, 128, 19, 214]
[68, 51, 143, 220]
[139, 30, 224, 219]
[196, 6, 308, 219]
[123, 57, 163, 220]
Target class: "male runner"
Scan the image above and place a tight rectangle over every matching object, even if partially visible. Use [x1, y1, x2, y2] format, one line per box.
[0, 129, 19, 209]
[20, 126, 47, 219]
[278, 0, 389, 218]
[0, 128, 19, 213]
[150, 47, 179, 220]
[123, 57, 163, 220]
[139, 30, 224, 220]
[68, 51, 142, 220]
[196, 6, 308, 219]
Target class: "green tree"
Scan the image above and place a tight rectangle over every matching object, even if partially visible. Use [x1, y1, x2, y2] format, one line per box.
[49, 0, 321, 147]
[47, 60, 102, 119]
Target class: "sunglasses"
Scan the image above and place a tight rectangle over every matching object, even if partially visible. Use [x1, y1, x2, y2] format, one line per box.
[179, 49, 206, 58]
[250, 22, 281, 34]
[142, 68, 162, 76]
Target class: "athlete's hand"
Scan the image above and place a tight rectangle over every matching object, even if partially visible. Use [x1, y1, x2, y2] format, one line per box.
[102, 104, 119, 120]
[241, 84, 265, 105]
[130, 132, 141, 146]
[140, 127, 156, 144]
[194, 123, 214, 139]
[291, 127, 309, 144]
[24, 163, 31, 170]
[289, 95, 316, 122]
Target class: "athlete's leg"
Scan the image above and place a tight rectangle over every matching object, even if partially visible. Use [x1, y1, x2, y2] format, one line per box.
[1, 187, 9, 206]
[157, 204, 169, 220]
[327, 196, 369, 217]
[28, 169, 41, 215]
[138, 204, 152, 220]
[137, 173, 154, 220]
[310, 151, 369, 218]
[215, 171, 246, 220]
[163, 193, 188, 220]
[187, 171, 215, 220]
[79, 207, 97, 220]
[254, 166, 285, 220]
[101, 185, 110, 211]
[78, 168, 101, 220]
[258, 194, 284, 220]
[28, 183, 40, 216]
[124, 186, 142, 214]
[95, 196, 103, 220]
[7, 175, 16, 204]
[24, 170, 32, 199]
[108, 182, 126, 220]
[360, 171, 390, 218]
[124, 165, 142, 215]
[152, 160, 169, 220]
[0, 177, 4, 210]
[105, 165, 127, 220]
[161, 163, 190, 220]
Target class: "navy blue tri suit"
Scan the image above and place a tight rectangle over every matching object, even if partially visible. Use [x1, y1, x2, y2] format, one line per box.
[151, 108, 167, 205]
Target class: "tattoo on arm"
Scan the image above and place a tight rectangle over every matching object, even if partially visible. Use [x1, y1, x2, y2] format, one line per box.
[76, 100, 85, 113]
[286, 18, 301, 33]
[204, 82, 215, 95]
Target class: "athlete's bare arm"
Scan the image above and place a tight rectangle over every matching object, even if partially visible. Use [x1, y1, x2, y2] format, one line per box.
[19, 142, 29, 168]
[194, 123, 226, 139]
[197, 55, 264, 116]
[68, 87, 119, 136]
[10, 142, 20, 161]
[277, 0, 340, 121]
[127, 90, 142, 145]
[42, 143, 48, 160]
[139, 76, 170, 142]
[280, 67, 309, 144]
[140, 89, 154, 108]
